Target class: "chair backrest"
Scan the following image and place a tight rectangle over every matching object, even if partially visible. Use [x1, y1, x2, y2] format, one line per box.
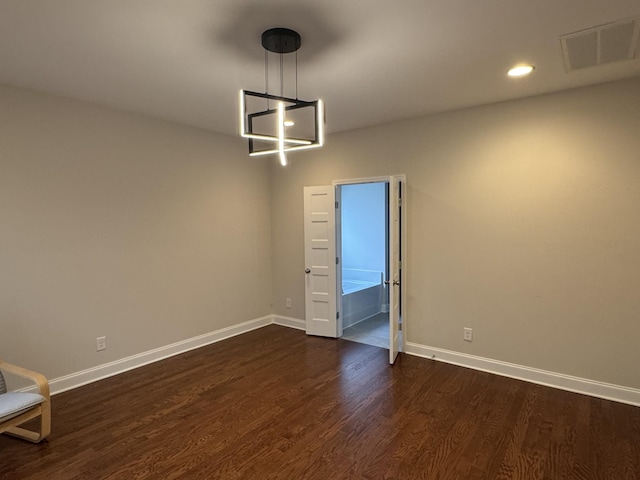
[0, 371, 6, 394]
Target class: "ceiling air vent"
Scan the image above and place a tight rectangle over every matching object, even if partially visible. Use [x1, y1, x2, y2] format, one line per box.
[560, 18, 640, 72]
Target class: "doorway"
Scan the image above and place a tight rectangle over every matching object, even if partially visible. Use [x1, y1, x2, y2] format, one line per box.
[338, 182, 389, 349]
[303, 175, 404, 363]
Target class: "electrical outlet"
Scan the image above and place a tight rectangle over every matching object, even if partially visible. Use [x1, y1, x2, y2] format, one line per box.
[463, 328, 473, 342]
[286, 298, 292, 308]
[96, 336, 107, 351]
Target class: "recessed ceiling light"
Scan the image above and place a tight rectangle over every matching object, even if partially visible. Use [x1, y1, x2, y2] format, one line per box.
[508, 64, 535, 77]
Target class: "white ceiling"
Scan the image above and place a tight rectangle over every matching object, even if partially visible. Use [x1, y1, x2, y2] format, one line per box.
[1, 1, 639, 136]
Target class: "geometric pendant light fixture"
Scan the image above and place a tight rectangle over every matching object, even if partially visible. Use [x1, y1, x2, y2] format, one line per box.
[239, 28, 324, 167]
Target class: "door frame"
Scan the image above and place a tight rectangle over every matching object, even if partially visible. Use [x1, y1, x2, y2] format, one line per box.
[333, 175, 407, 353]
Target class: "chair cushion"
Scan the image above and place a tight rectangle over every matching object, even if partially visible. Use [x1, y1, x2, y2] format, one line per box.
[0, 392, 45, 423]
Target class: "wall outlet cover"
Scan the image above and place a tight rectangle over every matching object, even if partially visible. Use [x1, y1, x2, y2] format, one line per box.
[463, 328, 473, 342]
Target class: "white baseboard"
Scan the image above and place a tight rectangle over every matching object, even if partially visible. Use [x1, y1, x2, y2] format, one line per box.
[22, 313, 640, 407]
[37, 316, 272, 396]
[404, 341, 640, 407]
[272, 315, 306, 331]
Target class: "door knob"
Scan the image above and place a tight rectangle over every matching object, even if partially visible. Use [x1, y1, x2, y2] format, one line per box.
[393, 280, 400, 286]
[305, 268, 311, 274]
[384, 280, 391, 285]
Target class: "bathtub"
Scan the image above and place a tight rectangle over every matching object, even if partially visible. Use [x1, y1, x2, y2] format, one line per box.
[341, 269, 384, 328]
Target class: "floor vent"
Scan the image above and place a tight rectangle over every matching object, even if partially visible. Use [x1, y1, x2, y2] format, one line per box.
[560, 18, 640, 71]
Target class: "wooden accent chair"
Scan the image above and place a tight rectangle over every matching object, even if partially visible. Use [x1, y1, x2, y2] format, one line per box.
[0, 359, 51, 443]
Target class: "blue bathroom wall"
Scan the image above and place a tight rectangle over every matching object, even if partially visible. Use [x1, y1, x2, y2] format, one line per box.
[341, 182, 386, 276]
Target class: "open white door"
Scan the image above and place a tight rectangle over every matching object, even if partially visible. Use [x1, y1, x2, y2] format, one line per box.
[389, 176, 402, 364]
[304, 186, 338, 337]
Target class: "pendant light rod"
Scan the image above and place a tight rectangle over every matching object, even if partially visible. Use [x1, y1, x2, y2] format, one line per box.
[262, 28, 301, 99]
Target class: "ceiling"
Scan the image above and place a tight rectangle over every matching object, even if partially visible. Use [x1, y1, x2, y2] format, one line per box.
[1, 1, 639, 136]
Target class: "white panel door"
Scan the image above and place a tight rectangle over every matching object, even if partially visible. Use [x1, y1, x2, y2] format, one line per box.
[389, 176, 402, 364]
[304, 186, 338, 337]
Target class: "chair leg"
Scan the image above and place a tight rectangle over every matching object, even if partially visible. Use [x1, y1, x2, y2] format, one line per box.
[41, 397, 51, 440]
[6, 426, 44, 443]
[5, 400, 51, 443]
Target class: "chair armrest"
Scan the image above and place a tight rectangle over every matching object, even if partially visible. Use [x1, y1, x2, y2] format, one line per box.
[0, 361, 50, 398]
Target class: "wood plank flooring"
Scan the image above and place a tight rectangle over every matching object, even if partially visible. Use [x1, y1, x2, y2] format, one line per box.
[1, 325, 639, 479]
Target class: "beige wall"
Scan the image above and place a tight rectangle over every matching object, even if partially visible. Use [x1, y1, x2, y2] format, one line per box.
[0, 84, 272, 380]
[271, 77, 640, 389]
[2, 77, 639, 392]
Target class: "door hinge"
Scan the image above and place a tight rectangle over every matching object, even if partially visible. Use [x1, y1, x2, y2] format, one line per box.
[398, 261, 402, 269]
[336, 311, 340, 320]
[335, 201, 339, 209]
[398, 198, 403, 207]
[336, 257, 339, 265]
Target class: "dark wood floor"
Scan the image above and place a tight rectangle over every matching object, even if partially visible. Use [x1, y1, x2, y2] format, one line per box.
[1, 325, 639, 479]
